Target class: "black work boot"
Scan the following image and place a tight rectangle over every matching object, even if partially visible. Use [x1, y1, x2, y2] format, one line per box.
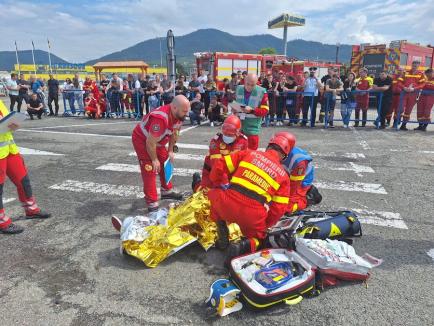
[25, 210, 51, 219]
[191, 172, 202, 192]
[225, 238, 260, 266]
[361, 111, 367, 127]
[400, 123, 408, 131]
[215, 221, 229, 250]
[161, 188, 183, 200]
[0, 223, 24, 234]
[414, 123, 423, 131]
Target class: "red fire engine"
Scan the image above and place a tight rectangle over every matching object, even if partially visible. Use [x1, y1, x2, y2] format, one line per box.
[351, 40, 433, 77]
[195, 52, 342, 82]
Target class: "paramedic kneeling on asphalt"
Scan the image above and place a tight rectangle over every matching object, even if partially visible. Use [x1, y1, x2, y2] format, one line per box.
[131, 95, 190, 212]
[207, 132, 295, 259]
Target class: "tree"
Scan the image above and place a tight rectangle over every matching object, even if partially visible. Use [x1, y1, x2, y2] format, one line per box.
[258, 47, 276, 55]
[175, 63, 188, 77]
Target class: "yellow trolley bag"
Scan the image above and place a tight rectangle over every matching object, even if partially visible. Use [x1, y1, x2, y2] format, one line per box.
[229, 248, 317, 310]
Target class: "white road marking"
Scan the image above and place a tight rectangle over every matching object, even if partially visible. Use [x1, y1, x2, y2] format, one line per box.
[19, 147, 64, 156]
[179, 119, 210, 134]
[96, 163, 385, 194]
[390, 149, 434, 154]
[49, 180, 143, 198]
[311, 152, 366, 159]
[359, 140, 371, 150]
[129, 152, 204, 161]
[316, 181, 387, 194]
[350, 208, 408, 229]
[19, 129, 131, 139]
[4, 198, 16, 204]
[25, 121, 137, 130]
[427, 249, 434, 262]
[96, 163, 200, 176]
[314, 162, 374, 176]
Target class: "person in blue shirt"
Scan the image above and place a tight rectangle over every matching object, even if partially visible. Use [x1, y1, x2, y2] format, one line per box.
[301, 67, 322, 127]
[282, 146, 322, 213]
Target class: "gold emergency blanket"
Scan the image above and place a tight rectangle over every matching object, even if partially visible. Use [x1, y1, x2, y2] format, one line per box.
[122, 190, 242, 268]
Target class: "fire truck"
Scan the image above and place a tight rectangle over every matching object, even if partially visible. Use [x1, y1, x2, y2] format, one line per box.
[194, 52, 342, 81]
[270, 60, 342, 80]
[194, 52, 287, 81]
[350, 40, 434, 77]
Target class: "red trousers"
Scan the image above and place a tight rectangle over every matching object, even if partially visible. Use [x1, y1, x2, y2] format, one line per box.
[247, 135, 259, 150]
[386, 95, 401, 121]
[208, 188, 268, 239]
[288, 186, 310, 213]
[132, 136, 172, 205]
[402, 93, 417, 121]
[0, 154, 39, 229]
[355, 94, 369, 111]
[417, 94, 433, 123]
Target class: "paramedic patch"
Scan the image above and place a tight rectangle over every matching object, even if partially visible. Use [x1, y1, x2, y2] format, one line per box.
[145, 164, 153, 172]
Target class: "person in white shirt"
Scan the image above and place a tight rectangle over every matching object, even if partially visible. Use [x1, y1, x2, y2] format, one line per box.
[197, 70, 208, 99]
[6, 73, 19, 112]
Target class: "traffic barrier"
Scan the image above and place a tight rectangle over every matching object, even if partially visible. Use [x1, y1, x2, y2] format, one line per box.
[394, 90, 434, 129]
[61, 89, 85, 116]
[266, 91, 315, 127]
[322, 90, 384, 128]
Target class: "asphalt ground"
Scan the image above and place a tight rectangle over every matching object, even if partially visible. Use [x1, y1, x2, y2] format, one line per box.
[0, 98, 433, 326]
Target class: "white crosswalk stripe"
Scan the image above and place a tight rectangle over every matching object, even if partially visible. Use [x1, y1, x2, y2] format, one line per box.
[96, 163, 200, 176]
[95, 163, 384, 194]
[47, 140, 407, 229]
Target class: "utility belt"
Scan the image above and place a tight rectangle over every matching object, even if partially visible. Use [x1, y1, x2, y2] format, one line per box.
[229, 183, 268, 208]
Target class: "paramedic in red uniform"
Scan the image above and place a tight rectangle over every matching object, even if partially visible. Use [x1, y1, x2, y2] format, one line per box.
[191, 115, 248, 192]
[400, 60, 426, 130]
[131, 95, 190, 212]
[415, 68, 433, 131]
[386, 68, 404, 126]
[354, 68, 373, 127]
[208, 132, 294, 259]
[233, 73, 269, 150]
[0, 100, 51, 234]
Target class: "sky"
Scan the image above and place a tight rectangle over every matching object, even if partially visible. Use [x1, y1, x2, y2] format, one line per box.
[0, 0, 432, 62]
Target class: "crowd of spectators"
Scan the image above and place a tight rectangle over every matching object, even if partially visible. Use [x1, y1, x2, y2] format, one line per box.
[2, 64, 432, 130]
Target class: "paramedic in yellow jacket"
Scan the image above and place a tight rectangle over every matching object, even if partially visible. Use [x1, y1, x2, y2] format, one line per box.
[0, 100, 51, 234]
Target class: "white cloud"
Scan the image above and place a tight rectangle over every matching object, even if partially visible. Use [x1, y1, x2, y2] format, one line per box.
[0, 0, 432, 62]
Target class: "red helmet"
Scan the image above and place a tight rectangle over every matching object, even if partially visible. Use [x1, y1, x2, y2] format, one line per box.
[222, 115, 241, 136]
[268, 132, 296, 156]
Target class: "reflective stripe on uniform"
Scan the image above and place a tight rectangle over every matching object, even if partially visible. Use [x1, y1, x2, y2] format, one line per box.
[230, 176, 272, 202]
[224, 155, 235, 173]
[210, 154, 222, 159]
[259, 105, 269, 111]
[0, 140, 15, 147]
[290, 175, 305, 181]
[271, 195, 289, 204]
[287, 153, 306, 170]
[292, 203, 298, 212]
[239, 161, 279, 190]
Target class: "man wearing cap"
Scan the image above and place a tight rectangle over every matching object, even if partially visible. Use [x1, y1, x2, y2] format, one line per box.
[354, 68, 373, 127]
[233, 73, 269, 150]
[400, 60, 426, 130]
